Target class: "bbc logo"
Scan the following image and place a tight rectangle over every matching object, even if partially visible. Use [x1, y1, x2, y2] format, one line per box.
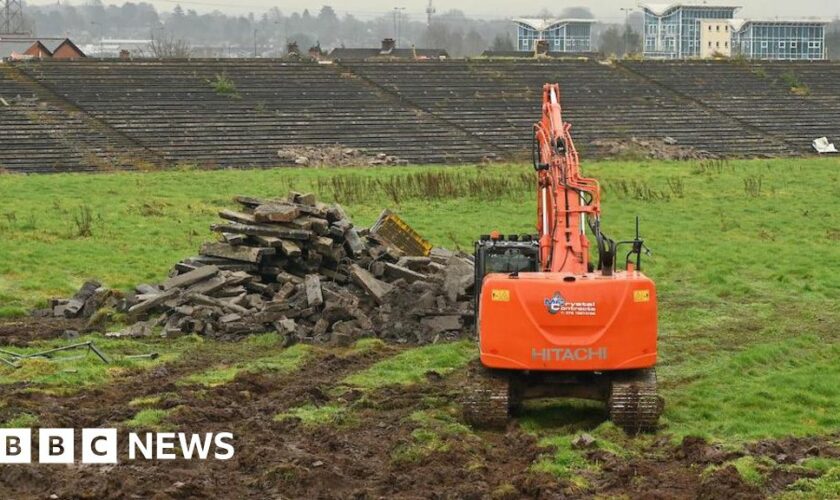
[0, 429, 235, 463]
[1, 429, 117, 464]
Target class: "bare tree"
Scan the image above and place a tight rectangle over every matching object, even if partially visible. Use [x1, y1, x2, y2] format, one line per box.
[148, 33, 193, 58]
[599, 25, 642, 56]
[491, 34, 514, 51]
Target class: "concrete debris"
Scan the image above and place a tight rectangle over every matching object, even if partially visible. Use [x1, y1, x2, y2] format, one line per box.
[42, 191, 475, 345]
[442, 256, 475, 302]
[571, 433, 597, 449]
[591, 137, 715, 161]
[277, 146, 407, 167]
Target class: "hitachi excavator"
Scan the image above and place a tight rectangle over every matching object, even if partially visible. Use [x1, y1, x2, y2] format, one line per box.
[464, 83, 663, 433]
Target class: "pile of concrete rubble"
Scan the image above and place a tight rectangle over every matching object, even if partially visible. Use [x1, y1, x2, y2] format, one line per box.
[39, 192, 475, 345]
[276, 146, 406, 167]
[591, 136, 715, 161]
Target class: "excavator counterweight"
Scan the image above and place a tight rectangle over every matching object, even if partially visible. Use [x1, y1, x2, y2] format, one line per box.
[463, 84, 663, 433]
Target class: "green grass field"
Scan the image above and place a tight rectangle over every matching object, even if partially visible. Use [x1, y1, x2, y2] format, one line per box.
[1, 158, 839, 484]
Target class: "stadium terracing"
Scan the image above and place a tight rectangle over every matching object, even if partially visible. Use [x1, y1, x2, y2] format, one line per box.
[1, 58, 838, 172]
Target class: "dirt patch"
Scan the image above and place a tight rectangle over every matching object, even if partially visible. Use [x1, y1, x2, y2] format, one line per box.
[678, 435, 742, 464]
[0, 340, 564, 499]
[698, 465, 763, 499]
[747, 434, 840, 464]
[591, 445, 706, 498]
[1, 316, 837, 498]
[0, 317, 83, 346]
[587, 434, 840, 499]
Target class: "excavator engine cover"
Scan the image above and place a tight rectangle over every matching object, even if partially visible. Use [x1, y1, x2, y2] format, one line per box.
[477, 271, 657, 371]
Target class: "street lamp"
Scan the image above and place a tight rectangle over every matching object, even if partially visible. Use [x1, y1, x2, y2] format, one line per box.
[253, 28, 258, 58]
[619, 7, 634, 56]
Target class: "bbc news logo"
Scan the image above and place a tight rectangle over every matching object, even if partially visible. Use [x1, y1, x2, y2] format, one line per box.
[0, 429, 235, 464]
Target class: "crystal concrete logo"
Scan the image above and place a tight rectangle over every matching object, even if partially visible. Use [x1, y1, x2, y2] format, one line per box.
[0, 429, 235, 464]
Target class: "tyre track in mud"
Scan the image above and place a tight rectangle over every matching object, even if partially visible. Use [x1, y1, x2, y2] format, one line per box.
[159, 347, 562, 499]
[0, 330, 563, 499]
[0, 340, 401, 499]
[2, 319, 838, 498]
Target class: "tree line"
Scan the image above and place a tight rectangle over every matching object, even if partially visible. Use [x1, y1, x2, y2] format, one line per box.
[19, 1, 840, 59]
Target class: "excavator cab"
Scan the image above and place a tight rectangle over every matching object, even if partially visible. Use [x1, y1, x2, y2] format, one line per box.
[463, 84, 663, 433]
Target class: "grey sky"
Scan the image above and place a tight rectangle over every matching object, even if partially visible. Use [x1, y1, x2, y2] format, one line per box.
[27, 0, 840, 21]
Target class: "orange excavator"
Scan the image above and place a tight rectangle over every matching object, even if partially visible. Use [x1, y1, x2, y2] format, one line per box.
[464, 83, 663, 433]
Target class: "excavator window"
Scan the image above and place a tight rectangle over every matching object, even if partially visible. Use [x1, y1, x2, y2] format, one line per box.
[473, 239, 540, 313]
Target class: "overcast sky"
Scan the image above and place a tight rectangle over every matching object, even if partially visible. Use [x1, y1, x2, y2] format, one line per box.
[26, 0, 840, 21]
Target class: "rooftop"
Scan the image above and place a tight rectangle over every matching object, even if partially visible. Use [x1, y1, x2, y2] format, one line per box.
[512, 18, 596, 31]
[481, 50, 599, 58]
[328, 47, 448, 61]
[0, 40, 44, 58]
[730, 17, 831, 30]
[639, 3, 740, 16]
[0, 37, 79, 55]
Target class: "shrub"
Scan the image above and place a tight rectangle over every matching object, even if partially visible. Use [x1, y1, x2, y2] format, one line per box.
[209, 73, 239, 97]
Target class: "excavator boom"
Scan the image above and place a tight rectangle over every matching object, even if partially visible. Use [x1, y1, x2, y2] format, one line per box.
[535, 84, 601, 275]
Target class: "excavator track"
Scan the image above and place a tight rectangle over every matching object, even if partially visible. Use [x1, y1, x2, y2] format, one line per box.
[608, 368, 663, 434]
[461, 361, 511, 429]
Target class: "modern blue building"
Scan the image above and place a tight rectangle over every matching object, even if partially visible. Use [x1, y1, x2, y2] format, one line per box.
[641, 3, 828, 60]
[641, 3, 740, 59]
[730, 20, 827, 60]
[513, 18, 595, 52]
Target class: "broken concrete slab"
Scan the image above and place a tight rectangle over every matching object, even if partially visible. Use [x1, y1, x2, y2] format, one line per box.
[304, 274, 324, 308]
[200, 242, 274, 263]
[420, 315, 462, 334]
[442, 256, 474, 302]
[128, 288, 181, 316]
[161, 265, 219, 291]
[349, 264, 394, 305]
[384, 263, 428, 284]
[254, 203, 300, 223]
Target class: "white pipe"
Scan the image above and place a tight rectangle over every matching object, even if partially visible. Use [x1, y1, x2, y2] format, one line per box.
[580, 192, 586, 235]
[543, 188, 548, 234]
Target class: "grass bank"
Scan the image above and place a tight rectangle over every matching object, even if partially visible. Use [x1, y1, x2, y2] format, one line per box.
[1, 158, 839, 447]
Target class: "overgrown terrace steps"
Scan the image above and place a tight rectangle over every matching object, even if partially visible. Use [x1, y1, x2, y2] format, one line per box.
[339, 60, 794, 157]
[15, 60, 495, 169]
[1, 59, 837, 173]
[621, 60, 840, 153]
[0, 64, 162, 172]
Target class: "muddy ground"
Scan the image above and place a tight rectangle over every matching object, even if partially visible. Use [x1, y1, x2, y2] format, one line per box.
[0, 320, 837, 499]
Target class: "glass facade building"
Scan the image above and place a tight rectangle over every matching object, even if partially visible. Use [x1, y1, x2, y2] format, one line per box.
[731, 21, 826, 60]
[514, 19, 594, 52]
[642, 4, 740, 59]
[642, 4, 827, 60]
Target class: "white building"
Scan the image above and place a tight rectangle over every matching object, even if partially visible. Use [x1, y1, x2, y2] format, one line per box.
[513, 18, 595, 52]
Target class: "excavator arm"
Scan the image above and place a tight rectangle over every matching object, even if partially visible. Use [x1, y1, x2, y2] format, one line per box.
[534, 83, 604, 275]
